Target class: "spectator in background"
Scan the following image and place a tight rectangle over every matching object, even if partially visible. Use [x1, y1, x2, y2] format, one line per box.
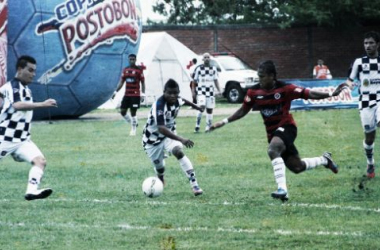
[313, 59, 332, 79]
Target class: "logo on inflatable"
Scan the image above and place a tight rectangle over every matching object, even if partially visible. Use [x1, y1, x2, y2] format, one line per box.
[36, 0, 140, 83]
[7, 0, 142, 119]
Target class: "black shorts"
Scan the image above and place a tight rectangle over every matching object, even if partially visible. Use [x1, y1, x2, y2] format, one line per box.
[272, 124, 299, 162]
[120, 96, 140, 109]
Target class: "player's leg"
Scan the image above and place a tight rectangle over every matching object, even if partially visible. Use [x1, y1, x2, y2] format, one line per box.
[12, 140, 53, 200]
[267, 136, 288, 201]
[144, 143, 166, 185]
[120, 96, 131, 124]
[361, 107, 377, 178]
[194, 95, 205, 133]
[167, 139, 203, 196]
[130, 97, 140, 136]
[205, 96, 215, 132]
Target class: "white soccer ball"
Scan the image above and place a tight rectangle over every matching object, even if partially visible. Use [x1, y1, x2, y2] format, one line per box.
[142, 177, 164, 198]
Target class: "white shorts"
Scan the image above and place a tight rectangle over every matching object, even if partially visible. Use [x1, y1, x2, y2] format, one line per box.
[360, 106, 380, 133]
[144, 138, 183, 168]
[0, 139, 43, 163]
[197, 95, 215, 109]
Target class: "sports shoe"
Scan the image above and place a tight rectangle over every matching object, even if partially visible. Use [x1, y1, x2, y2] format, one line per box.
[194, 127, 200, 133]
[271, 188, 288, 201]
[367, 164, 375, 178]
[25, 188, 53, 201]
[322, 152, 339, 174]
[192, 186, 203, 196]
[205, 126, 210, 133]
[158, 175, 166, 186]
[129, 130, 136, 136]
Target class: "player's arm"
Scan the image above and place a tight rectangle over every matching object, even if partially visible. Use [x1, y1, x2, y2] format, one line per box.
[209, 105, 250, 132]
[308, 83, 348, 99]
[182, 98, 204, 112]
[13, 99, 57, 110]
[214, 79, 222, 96]
[158, 125, 194, 148]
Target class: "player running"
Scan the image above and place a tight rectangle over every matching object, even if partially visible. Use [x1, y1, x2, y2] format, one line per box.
[210, 60, 347, 201]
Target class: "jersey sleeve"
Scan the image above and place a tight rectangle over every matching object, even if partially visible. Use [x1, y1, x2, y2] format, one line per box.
[348, 58, 360, 81]
[242, 90, 256, 111]
[287, 84, 310, 100]
[155, 99, 166, 126]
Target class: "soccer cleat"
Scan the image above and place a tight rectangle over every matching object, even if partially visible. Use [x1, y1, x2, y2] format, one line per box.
[158, 175, 166, 186]
[194, 127, 200, 133]
[271, 188, 288, 201]
[367, 164, 375, 178]
[205, 126, 210, 133]
[323, 152, 338, 174]
[25, 188, 53, 201]
[129, 130, 136, 136]
[192, 186, 203, 196]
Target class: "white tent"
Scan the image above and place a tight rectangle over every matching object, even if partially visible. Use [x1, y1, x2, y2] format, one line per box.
[100, 32, 197, 108]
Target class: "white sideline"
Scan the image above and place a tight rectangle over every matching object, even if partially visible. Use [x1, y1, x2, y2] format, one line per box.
[0, 221, 363, 237]
[1, 198, 380, 214]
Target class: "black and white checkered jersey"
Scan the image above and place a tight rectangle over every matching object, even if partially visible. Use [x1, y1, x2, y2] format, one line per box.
[0, 79, 33, 142]
[349, 56, 380, 109]
[193, 64, 218, 97]
[142, 96, 184, 148]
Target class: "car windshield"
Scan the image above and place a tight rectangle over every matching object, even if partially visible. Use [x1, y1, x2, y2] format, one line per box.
[215, 56, 252, 71]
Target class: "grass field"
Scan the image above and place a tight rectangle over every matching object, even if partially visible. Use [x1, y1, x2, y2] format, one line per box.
[1, 108, 379, 250]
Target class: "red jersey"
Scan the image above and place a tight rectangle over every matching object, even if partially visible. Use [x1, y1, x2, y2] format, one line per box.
[242, 81, 310, 141]
[313, 65, 330, 79]
[121, 66, 144, 97]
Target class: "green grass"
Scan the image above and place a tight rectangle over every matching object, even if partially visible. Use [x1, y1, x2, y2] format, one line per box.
[1, 108, 379, 250]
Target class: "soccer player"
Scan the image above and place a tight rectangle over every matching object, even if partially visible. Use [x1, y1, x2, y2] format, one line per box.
[142, 79, 204, 196]
[0, 55, 57, 200]
[114, 53, 145, 136]
[193, 53, 221, 132]
[210, 60, 347, 201]
[346, 31, 380, 178]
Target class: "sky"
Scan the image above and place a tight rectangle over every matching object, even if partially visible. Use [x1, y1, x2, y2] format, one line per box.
[140, 0, 166, 24]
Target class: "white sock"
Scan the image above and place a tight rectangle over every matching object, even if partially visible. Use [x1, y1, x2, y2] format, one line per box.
[26, 166, 43, 193]
[179, 156, 198, 187]
[303, 156, 327, 170]
[131, 116, 137, 131]
[363, 141, 374, 165]
[272, 157, 287, 191]
[123, 114, 131, 123]
[206, 114, 213, 127]
[195, 111, 202, 127]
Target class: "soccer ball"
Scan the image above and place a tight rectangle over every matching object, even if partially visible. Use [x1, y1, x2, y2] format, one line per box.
[142, 177, 164, 198]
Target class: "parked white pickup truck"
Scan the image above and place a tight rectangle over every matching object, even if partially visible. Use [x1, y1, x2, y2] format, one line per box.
[209, 53, 259, 103]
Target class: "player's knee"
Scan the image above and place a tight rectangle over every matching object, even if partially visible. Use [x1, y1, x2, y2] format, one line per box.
[32, 156, 46, 169]
[120, 110, 127, 116]
[172, 146, 184, 159]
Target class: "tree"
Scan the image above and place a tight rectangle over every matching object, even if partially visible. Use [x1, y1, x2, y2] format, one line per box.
[151, 0, 380, 28]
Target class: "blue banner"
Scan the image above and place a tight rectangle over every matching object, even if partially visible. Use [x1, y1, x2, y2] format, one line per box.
[282, 78, 359, 110]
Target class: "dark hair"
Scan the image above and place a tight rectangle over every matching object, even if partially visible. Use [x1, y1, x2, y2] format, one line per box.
[364, 31, 380, 43]
[16, 55, 36, 70]
[192, 58, 197, 64]
[164, 79, 179, 92]
[128, 54, 137, 58]
[258, 60, 277, 78]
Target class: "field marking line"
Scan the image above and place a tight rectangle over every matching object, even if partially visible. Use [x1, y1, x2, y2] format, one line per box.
[1, 198, 379, 214]
[0, 220, 363, 237]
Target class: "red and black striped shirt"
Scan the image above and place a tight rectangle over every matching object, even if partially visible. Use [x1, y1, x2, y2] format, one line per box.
[121, 66, 144, 97]
[243, 81, 310, 141]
